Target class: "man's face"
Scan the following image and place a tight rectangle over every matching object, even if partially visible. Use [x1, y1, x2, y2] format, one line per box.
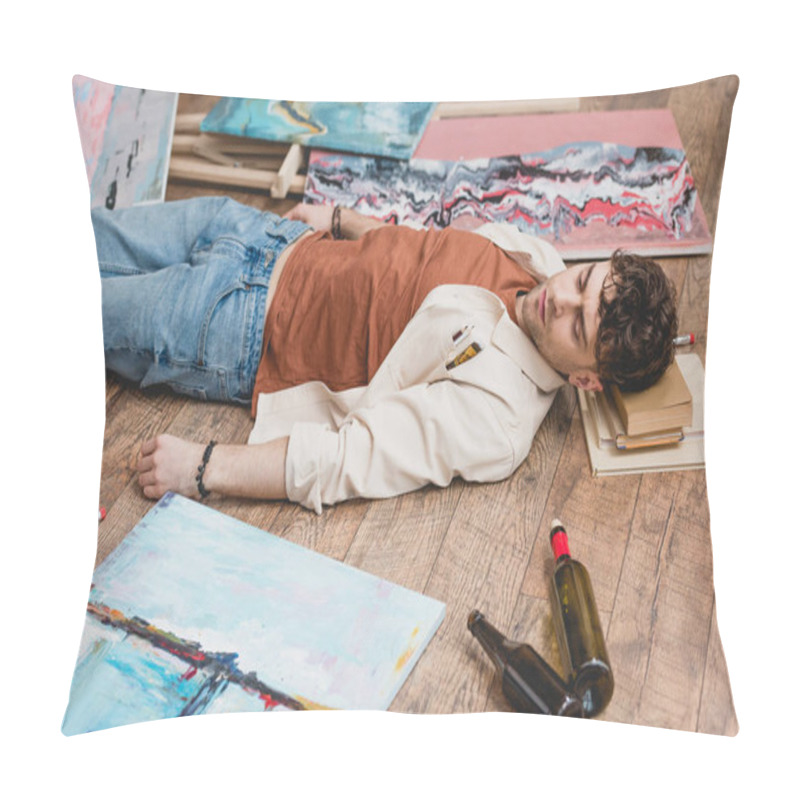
[517, 260, 613, 391]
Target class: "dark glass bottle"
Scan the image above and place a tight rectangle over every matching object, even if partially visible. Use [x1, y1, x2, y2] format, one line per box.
[467, 610, 584, 717]
[549, 519, 614, 717]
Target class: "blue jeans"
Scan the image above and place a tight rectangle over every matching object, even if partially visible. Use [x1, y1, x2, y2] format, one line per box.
[96, 197, 310, 405]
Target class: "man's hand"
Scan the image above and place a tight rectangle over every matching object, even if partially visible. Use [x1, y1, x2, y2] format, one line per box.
[136, 434, 290, 502]
[283, 203, 335, 232]
[137, 434, 205, 500]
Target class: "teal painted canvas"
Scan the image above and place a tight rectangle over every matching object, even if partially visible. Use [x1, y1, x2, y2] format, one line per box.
[200, 97, 436, 159]
[62, 493, 445, 734]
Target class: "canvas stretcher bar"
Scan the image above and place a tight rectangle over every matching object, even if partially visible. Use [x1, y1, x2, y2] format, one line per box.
[168, 154, 306, 197]
[172, 133, 295, 162]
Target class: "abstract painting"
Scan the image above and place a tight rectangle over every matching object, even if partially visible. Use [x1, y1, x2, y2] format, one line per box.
[304, 141, 712, 260]
[72, 75, 178, 210]
[62, 493, 445, 735]
[200, 97, 436, 159]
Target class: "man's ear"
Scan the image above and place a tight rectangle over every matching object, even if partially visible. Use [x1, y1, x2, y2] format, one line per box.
[568, 371, 604, 393]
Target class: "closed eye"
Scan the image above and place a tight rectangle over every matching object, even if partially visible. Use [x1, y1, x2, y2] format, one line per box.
[576, 263, 596, 345]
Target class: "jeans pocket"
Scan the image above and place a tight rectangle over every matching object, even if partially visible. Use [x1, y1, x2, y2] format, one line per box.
[198, 282, 247, 368]
[197, 278, 263, 406]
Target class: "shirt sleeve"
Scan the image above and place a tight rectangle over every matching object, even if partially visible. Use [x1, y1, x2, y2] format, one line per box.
[284, 380, 528, 514]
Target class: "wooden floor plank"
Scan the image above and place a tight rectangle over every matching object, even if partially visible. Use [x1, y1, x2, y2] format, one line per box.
[604, 469, 717, 731]
[345, 482, 464, 593]
[267, 497, 370, 562]
[602, 470, 681, 724]
[697, 599, 739, 735]
[104, 374, 124, 406]
[521, 408, 641, 609]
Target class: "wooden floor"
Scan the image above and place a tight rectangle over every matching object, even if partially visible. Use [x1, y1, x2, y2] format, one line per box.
[96, 76, 738, 734]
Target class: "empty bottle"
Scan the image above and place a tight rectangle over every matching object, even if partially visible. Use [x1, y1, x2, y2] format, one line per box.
[549, 519, 614, 717]
[468, 609, 584, 717]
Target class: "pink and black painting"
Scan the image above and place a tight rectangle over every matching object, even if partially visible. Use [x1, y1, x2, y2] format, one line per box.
[304, 109, 712, 260]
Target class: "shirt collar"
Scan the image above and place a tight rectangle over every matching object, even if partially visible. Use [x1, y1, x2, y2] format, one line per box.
[492, 313, 565, 393]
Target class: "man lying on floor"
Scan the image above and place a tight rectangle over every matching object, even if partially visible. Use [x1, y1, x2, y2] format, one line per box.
[96, 197, 677, 513]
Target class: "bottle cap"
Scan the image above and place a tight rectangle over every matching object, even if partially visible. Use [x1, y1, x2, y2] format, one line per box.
[549, 519, 570, 560]
[467, 610, 483, 631]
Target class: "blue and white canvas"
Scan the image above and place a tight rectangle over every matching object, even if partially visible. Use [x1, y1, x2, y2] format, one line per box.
[200, 98, 436, 159]
[62, 493, 445, 734]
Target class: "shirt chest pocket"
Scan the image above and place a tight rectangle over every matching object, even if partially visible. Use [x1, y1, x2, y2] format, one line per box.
[387, 316, 485, 390]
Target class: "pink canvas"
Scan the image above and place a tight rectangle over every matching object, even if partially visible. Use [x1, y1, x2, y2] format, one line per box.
[413, 108, 685, 160]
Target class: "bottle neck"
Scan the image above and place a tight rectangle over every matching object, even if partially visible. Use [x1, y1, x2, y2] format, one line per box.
[468, 611, 509, 672]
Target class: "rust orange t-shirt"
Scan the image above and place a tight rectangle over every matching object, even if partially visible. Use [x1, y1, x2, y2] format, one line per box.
[251, 225, 537, 415]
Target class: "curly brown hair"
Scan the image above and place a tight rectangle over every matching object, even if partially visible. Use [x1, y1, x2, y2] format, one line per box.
[595, 250, 678, 392]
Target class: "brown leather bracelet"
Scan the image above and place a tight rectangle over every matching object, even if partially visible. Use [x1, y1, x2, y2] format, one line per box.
[332, 205, 343, 240]
[196, 440, 217, 499]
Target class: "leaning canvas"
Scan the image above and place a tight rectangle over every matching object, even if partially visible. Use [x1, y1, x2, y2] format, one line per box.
[66, 74, 738, 737]
[73, 76, 178, 209]
[200, 97, 437, 159]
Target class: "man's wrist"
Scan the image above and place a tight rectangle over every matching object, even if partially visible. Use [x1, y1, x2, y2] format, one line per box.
[332, 205, 343, 239]
[189, 439, 288, 501]
[195, 440, 217, 499]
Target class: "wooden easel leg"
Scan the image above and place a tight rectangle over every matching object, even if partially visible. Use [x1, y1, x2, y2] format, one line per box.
[271, 144, 305, 199]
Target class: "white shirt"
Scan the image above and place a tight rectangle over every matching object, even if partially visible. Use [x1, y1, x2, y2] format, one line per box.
[249, 224, 567, 513]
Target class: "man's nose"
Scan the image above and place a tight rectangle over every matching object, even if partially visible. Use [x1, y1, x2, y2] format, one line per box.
[552, 285, 580, 315]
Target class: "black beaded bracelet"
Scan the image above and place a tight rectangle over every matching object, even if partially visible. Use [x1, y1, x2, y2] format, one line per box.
[196, 440, 217, 500]
[332, 205, 343, 240]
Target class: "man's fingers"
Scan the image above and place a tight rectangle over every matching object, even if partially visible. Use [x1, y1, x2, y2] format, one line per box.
[137, 445, 162, 491]
[140, 437, 158, 457]
[138, 466, 157, 487]
[136, 434, 203, 501]
[142, 483, 164, 500]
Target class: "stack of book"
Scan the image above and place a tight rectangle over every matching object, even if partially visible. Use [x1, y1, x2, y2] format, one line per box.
[577, 353, 705, 476]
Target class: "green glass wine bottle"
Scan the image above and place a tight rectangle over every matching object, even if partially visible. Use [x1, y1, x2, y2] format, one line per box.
[549, 519, 614, 717]
[467, 610, 584, 717]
